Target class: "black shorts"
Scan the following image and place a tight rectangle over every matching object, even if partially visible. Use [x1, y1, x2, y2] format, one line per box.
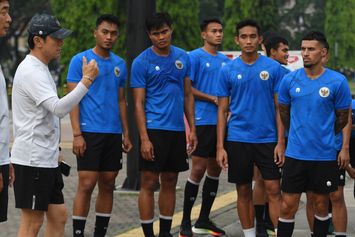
[281, 157, 338, 194]
[338, 169, 346, 187]
[191, 125, 216, 158]
[349, 137, 355, 167]
[78, 132, 123, 172]
[13, 164, 64, 211]
[139, 129, 189, 172]
[226, 142, 281, 184]
[0, 164, 9, 222]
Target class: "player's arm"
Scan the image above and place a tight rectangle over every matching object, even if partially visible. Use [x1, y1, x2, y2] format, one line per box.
[338, 106, 352, 168]
[184, 77, 197, 154]
[335, 109, 350, 134]
[216, 96, 229, 171]
[274, 94, 285, 166]
[132, 87, 154, 161]
[191, 87, 218, 105]
[118, 87, 132, 153]
[279, 104, 290, 131]
[67, 82, 86, 157]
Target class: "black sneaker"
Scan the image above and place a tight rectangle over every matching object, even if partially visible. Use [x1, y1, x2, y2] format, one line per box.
[256, 222, 268, 237]
[192, 219, 225, 236]
[179, 220, 193, 237]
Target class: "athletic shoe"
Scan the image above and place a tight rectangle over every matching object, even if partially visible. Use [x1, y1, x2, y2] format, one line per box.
[192, 219, 225, 236]
[179, 220, 193, 237]
[256, 222, 268, 237]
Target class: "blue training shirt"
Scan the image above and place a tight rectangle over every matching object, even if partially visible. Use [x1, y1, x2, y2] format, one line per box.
[216, 55, 285, 143]
[278, 68, 351, 161]
[189, 48, 230, 125]
[67, 49, 126, 134]
[130, 46, 191, 131]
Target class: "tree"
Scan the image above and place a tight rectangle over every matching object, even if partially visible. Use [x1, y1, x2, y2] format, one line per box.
[223, 0, 279, 50]
[157, 0, 200, 51]
[50, 0, 127, 94]
[199, 0, 224, 23]
[325, 0, 355, 70]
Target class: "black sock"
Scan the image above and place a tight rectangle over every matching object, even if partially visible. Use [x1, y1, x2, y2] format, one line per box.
[328, 199, 332, 213]
[313, 216, 330, 237]
[159, 215, 172, 235]
[94, 213, 111, 237]
[255, 204, 265, 224]
[198, 176, 219, 221]
[141, 220, 154, 237]
[182, 179, 199, 222]
[73, 217, 86, 237]
[334, 235, 347, 237]
[277, 218, 294, 237]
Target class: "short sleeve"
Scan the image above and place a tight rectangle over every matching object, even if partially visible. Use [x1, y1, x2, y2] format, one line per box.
[335, 77, 352, 110]
[216, 66, 231, 97]
[272, 64, 285, 93]
[130, 58, 146, 88]
[277, 75, 291, 105]
[184, 53, 192, 81]
[22, 70, 57, 106]
[189, 53, 199, 83]
[67, 55, 82, 83]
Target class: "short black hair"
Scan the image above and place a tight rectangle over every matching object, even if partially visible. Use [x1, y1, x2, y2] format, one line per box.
[264, 35, 289, 56]
[302, 31, 329, 50]
[235, 19, 260, 36]
[200, 18, 222, 32]
[96, 14, 120, 29]
[27, 34, 46, 50]
[145, 12, 172, 32]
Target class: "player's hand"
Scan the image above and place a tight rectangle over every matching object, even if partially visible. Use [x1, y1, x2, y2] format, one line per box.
[141, 139, 154, 161]
[9, 163, 14, 187]
[346, 164, 355, 179]
[211, 96, 218, 106]
[274, 142, 285, 167]
[82, 56, 99, 82]
[216, 148, 228, 171]
[73, 135, 86, 157]
[122, 136, 133, 153]
[187, 130, 198, 155]
[338, 148, 350, 169]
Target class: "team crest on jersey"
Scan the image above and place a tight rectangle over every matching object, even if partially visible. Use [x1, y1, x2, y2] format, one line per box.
[175, 60, 184, 69]
[259, 71, 269, 80]
[114, 67, 120, 77]
[155, 66, 160, 71]
[319, 87, 330, 97]
[221, 62, 226, 67]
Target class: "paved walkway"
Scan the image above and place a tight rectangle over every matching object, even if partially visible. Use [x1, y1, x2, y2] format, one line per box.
[1, 115, 355, 237]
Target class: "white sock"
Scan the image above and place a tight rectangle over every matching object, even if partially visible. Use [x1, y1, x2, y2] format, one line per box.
[243, 227, 256, 237]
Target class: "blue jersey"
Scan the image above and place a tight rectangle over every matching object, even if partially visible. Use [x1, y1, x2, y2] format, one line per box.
[189, 48, 230, 125]
[67, 49, 126, 134]
[216, 55, 285, 143]
[130, 46, 191, 131]
[278, 68, 351, 161]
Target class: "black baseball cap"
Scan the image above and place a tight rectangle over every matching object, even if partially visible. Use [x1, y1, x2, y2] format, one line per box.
[28, 13, 72, 39]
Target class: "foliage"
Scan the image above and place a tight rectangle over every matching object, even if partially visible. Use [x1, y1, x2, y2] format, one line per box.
[325, 0, 355, 69]
[157, 0, 201, 50]
[51, 0, 127, 94]
[199, 0, 224, 23]
[223, 0, 279, 50]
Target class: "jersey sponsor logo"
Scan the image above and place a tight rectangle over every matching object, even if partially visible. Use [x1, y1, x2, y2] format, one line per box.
[206, 62, 210, 67]
[237, 74, 242, 80]
[175, 60, 184, 69]
[221, 62, 226, 67]
[319, 87, 330, 98]
[155, 66, 160, 71]
[114, 66, 121, 77]
[259, 71, 269, 80]
[296, 87, 301, 93]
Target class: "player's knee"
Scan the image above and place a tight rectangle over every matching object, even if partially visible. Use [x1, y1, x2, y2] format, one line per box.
[280, 199, 298, 217]
[330, 190, 344, 204]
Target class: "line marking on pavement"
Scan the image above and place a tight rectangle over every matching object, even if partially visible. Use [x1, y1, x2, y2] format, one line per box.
[116, 190, 236, 237]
